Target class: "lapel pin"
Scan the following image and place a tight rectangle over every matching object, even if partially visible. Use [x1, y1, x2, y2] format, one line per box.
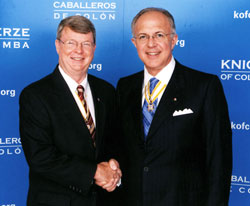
[173, 97, 177, 102]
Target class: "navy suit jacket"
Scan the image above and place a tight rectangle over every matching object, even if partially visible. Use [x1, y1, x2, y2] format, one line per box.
[116, 61, 232, 206]
[19, 66, 116, 206]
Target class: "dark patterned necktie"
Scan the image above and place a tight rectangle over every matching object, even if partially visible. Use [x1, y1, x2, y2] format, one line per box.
[77, 85, 96, 147]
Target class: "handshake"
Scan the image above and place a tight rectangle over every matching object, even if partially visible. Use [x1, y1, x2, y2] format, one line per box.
[94, 159, 122, 192]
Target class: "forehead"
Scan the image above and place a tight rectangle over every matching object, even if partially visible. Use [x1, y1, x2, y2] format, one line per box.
[61, 27, 94, 41]
[134, 11, 171, 33]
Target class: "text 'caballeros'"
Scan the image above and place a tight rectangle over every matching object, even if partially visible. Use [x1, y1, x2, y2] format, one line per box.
[53, 1, 117, 21]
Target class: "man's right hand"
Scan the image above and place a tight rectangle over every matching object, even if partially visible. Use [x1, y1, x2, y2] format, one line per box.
[94, 160, 121, 192]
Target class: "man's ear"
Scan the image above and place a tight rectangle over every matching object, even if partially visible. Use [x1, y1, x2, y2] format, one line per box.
[55, 39, 60, 54]
[131, 38, 137, 48]
[171, 34, 178, 50]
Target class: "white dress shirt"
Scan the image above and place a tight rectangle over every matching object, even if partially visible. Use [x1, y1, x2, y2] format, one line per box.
[58, 66, 96, 125]
[142, 56, 176, 106]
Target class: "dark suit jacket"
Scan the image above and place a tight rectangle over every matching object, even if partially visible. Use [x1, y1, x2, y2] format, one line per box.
[19, 66, 116, 206]
[116, 61, 232, 206]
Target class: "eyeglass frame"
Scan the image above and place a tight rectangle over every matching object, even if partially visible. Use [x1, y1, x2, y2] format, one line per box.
[133, 32, 175, 43]
[57, 39, 95, 50]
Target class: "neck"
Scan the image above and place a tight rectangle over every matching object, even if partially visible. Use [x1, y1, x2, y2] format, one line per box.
[61, 67, 87, 84]
[74, 73, 87, 84]
[146, 67, 164, 76]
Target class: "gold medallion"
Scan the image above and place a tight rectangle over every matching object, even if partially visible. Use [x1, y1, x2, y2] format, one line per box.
[147, 103, 154, 112]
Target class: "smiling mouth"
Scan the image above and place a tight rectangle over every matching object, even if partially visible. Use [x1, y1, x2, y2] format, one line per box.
[146, 52, 160, 56]
[71, 57, 84, 61]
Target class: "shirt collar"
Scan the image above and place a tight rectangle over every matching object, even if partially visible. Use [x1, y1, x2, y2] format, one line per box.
[58, 65, 89, 93]
[144, 56, 175, 86]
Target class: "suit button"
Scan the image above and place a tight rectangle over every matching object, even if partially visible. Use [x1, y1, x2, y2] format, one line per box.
[144, 167, 149, 172]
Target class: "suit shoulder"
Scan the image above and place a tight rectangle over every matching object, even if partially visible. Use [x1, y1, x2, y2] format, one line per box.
[21, 72, 54, 95]
[88, 74, 115, 91]
[119, 70, 143, 81]
[177, 63, 219, 83]
[117, 71, 143, 86]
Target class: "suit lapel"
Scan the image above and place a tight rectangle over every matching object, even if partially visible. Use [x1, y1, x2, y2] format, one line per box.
[129, 72, 144, 141]
[88, 75, 105, 157]
[52, 67, 86, 127]
[51, 67, 96, 151]
[147, 62, 183, 139]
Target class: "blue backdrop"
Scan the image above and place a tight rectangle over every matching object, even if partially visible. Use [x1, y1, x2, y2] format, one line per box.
[0, 0, 249, 205]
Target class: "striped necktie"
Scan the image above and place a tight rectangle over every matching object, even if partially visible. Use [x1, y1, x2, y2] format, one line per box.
[77, 85, 96, 147]
[142, 77, 159, 139]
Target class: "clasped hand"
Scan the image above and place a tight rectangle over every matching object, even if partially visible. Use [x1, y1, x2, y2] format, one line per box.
[94, 159, 122, 192]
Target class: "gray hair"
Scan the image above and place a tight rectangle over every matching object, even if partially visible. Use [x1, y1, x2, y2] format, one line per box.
[131, 7, 176, 36]
[56, 16, 96, 44]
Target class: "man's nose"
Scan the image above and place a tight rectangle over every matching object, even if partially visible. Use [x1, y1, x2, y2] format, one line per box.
[147, 36, 157, 47]
[75, 43, 84, 53]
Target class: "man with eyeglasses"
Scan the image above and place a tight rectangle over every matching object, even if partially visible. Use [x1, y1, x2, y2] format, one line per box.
[19, 16, 121, 206]
[116, 7, 232, 206]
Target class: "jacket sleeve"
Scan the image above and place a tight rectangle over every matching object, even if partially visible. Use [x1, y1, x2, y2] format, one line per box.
[202, 76, 232, 206]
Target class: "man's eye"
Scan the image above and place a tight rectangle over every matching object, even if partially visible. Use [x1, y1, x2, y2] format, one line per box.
[67, 41, 75, 45]
[83, 42, 91, 47]
[138, 35, 147, 40]
[156, 33, 164, 38]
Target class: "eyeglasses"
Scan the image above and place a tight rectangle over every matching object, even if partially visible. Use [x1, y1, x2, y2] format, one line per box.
[58, 39, 94, 50]
[133, 32, 174, 44]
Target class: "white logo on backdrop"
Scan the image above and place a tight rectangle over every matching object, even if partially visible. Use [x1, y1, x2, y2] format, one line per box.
[0, 28, 30, 49]
[176, 39, 185, 48]
[0, 137, 22, 156]
[233, 10, 250, 19]
[231, 175, 250, 195]
[231, 121, 250, 131]
[89, 63, 102, 71]
[53, 1, 117, 21]
[0, 89, 15, 97]
[220, 59, 250, 81]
